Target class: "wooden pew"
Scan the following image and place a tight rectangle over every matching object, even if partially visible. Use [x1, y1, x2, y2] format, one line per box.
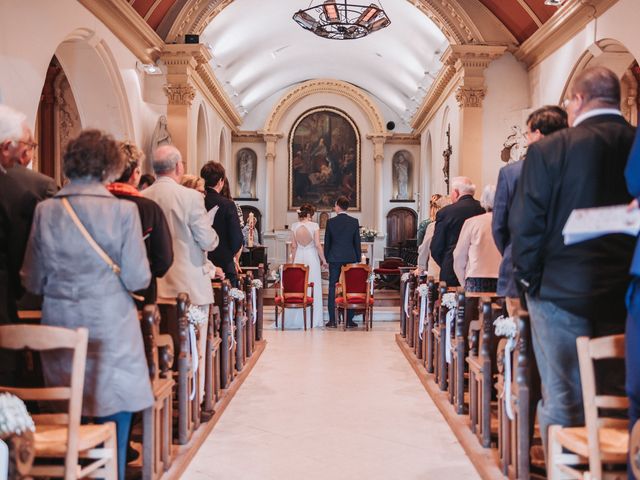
[450, 291, 497, 415]
[213, 281, 234, 389]
[467, 299, 502, 448]
[230, 286, 246, 373]
[157, 293, 198, 445]
[423, 277, 438, 373]
[496, 313, 537, 479]
[433, 282, 450, 391]
[202, 305, 222, 419]
[400, 273, 410, 338]
[140, 305, 175, 479]
[241, 263, 265, 343]
[405, 274, 416, 349]
[411, 275, 427, 360]
[242, 273, 254, 359]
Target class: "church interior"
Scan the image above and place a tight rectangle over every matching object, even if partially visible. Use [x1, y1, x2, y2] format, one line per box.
[2, 0, 640, 479]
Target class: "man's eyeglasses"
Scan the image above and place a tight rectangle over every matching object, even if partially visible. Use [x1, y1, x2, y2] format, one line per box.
[18, 140, 38, 150]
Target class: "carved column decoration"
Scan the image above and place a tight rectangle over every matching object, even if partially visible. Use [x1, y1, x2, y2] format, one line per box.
[455, 87, 486, 108]
[164, 83, 196, 106]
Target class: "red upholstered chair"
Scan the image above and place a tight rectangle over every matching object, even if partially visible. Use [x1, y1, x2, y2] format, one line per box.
[373, 257, 405, 290]
[274, 264, 314, 331]
[335, 264, 374, 331]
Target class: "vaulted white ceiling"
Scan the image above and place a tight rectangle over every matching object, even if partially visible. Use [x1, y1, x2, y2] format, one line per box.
[200, 0, 448, 132]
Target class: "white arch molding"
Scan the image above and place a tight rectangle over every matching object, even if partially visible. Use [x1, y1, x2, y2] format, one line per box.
[54, 28, 134, 141]
[218, 128, 228, 167]
[196, 103, 209, 171]
[422, 131, 433, 216]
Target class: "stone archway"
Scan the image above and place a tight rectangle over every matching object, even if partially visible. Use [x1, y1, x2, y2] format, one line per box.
[561, 39, 640, 126]
[196, 103, 209, 171]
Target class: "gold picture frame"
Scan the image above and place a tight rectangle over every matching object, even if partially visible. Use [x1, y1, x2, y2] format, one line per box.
[288, 106, 361, 211]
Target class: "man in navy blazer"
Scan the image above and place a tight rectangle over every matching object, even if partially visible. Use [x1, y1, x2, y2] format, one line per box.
[324, 196, 361, 327]
[625, 129, 640, 480]
[492, 105, 567, 315]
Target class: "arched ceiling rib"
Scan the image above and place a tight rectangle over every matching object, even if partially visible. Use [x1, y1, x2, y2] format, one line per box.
[127, 0, 562, 131]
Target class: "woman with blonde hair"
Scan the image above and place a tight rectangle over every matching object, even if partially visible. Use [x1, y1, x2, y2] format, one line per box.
[180, 174, 205, 193]
[415, 194, 451, 280]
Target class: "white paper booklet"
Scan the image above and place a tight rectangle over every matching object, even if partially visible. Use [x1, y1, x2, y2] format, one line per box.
[563, 204, 640, 245]
[207, 205, 219, 225]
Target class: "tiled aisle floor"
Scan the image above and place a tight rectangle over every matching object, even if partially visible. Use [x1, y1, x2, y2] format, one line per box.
[183, 323, 478, 479]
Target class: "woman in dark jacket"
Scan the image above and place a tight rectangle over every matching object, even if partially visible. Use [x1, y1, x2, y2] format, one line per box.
[107, 142, 173, 305]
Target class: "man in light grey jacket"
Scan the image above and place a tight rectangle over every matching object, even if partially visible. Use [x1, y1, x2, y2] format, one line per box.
[143, 145, 219, 306]
[143, 145, 219, 400]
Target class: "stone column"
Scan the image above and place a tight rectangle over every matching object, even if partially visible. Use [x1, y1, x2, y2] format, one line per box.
[367, 134, 387, 232]
[262, 132, 282, 232]
[160, 45, 210, 173]
[446, 45, 506, 190]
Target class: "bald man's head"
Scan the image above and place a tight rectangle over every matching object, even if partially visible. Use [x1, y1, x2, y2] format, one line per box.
[567, 67, 621, 126]
[153, 144, 182, 175]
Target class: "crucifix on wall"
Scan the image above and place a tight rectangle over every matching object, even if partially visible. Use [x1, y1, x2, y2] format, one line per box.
[442, 124, 452, 194]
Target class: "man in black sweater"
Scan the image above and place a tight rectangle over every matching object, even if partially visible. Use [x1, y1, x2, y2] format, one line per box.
[201, 161, 243, 287]
[430, 177, 485, 286]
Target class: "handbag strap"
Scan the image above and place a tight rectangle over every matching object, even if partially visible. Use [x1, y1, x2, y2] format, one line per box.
[61, 197, 122, 275]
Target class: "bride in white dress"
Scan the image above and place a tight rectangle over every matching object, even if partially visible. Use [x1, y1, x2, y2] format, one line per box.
[288, 204, 327, 329]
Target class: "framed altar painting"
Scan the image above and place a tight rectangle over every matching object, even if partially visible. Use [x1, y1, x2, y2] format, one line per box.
[288, 107, 360, 211]
[235, 148, 257, 199]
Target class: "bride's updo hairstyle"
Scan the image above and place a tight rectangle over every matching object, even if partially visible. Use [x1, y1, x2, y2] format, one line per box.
[297, 203, 315, 220]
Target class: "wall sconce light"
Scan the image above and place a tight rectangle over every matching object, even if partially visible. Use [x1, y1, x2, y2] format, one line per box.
[136, 61, 163, 75]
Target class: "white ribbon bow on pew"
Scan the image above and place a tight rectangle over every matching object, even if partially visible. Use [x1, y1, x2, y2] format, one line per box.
[229, 299, 236, 351]
[417, 284, 428, 340]
[441, 293, 457, 364]
[188, 324, 198, 401]
[251, 287, 257, 325]
[404, 285, 410, 318]
[494, 315, 518, 420]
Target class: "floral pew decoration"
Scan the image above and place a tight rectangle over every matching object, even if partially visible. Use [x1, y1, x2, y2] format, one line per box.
[0, 393, 35, 479]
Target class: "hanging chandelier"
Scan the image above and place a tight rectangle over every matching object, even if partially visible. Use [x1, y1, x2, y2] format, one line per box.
[293, 1, 391, 40]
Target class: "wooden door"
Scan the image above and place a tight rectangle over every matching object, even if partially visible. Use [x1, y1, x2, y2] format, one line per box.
[386, 207, 417, 247]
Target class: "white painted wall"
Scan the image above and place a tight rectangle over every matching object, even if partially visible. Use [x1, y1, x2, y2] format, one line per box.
[528, 0, 640, 107]
[0, 0, 233, 176]
[482, 53, 530, 188]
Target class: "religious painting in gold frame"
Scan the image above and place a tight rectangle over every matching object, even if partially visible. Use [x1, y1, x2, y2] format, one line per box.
[288, 107, 360, 211]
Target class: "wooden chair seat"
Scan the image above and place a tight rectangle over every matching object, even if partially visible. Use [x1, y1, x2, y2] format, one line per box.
[556, 427, 629, 462]
[35, 423, 115, 457]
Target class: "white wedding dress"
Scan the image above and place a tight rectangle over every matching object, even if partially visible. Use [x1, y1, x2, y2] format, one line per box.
[287, 221, 324, 329]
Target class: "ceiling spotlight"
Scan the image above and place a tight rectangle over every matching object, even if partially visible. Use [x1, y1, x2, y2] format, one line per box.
[136, 61, 162, 75]
[544, 0, 565, 5]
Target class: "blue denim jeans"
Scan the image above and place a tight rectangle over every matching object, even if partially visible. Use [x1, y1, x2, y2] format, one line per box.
[525, 295, 590, 450]
[93, 411, 133, 480]
[526, 294, 625, 453]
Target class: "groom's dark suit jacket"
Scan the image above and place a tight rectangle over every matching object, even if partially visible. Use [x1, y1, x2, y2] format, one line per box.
[324, 212, 361, 263]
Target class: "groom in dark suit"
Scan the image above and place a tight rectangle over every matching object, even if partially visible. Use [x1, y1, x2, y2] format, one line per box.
[324, 196, 361, 328]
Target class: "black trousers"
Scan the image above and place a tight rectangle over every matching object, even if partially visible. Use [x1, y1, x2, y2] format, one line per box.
[328, 262, 355, 324]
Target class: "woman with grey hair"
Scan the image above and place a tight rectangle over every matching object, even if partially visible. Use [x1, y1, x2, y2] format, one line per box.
[452, 185, 502, 292]
[21, 129, 153, 480]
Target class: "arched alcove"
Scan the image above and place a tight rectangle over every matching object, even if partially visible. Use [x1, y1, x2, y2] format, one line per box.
[561, 39, 639, 126]
[34, 55, 82, 184]
[196, 104, 208, 171]
[54, 28, 134, 139]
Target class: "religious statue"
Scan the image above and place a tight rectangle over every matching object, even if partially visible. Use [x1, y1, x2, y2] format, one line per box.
[246, 212, 256, 248]
[442, 124, 452, 194]
[393, 151, 411, 200]
[149, 115, 172, 166]
[236, 148, 256, 198]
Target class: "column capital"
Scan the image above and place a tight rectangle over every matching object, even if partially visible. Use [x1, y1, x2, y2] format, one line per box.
[455, 87, 486, 108]
[164, 83, 196, 106]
